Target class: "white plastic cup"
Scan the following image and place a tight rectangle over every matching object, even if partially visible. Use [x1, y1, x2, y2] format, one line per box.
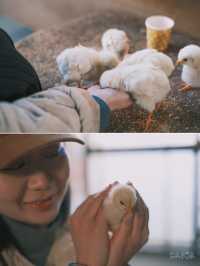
[145, 15, 175, 52]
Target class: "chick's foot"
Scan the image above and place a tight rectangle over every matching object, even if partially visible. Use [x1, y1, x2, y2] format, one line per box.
[144, 112, 153, 132]
[179, 84, 193, 92]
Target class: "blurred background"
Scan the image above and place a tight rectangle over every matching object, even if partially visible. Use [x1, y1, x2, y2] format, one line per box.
[66, 133, 200, 266]
[0, 0, 200, 42]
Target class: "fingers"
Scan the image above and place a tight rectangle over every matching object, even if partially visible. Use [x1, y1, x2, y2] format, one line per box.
[81, 185, 112, 217]
[96, 181, 117, 221]
[135, 191, 148, 217]
[141, 227, 150, 246]
[122, 210, 135, 232]
[117, 209, 135, 237]
[69, 185, 112, 233]
[143, 204, 149, 231]
[111, 209, 134, 249]
[114, 91, 133, 109]
[89, 184, 113, 217]
[131, 191, 149, 238]
[73, 182, 117, 221]
[139, 206, 149, 246]
[127, 181, 134, 187]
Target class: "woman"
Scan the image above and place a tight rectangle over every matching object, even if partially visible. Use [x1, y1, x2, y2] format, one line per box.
[0, 29, 132, 133]
[0, 134, 149, 266]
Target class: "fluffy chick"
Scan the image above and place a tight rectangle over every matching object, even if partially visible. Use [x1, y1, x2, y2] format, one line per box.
[101, 28, 130, 60]
[103, 182, 137, 231]
[177, 44, 200, 91]
[120, 48, 174, 77]
[100, 63, 171, 130]
[56, 45, 119, 87]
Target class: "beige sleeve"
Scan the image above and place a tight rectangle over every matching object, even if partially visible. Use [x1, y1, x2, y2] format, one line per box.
[0, 85, 100, 133]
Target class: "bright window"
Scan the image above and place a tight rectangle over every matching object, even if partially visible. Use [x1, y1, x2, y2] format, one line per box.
[67, 133, 200, 253]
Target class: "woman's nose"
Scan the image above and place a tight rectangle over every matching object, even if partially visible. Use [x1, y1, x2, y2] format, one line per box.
[27, 171, 52, 191]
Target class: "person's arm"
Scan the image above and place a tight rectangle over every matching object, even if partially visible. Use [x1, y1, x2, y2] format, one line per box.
[92, 95, 111, 131]
[0, 85, 100, 133]
[0, 85, 132, 133]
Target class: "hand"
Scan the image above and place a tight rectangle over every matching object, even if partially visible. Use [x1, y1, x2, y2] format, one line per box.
[69, 185, 112, 266]
[108, 191, 149, 266]
[88, 85, 133, 111]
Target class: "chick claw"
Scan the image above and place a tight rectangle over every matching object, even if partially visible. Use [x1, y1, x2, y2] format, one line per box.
[144, 112, 153, 132]
[155, 102, 162, 112]
[179, 84, 193, 92]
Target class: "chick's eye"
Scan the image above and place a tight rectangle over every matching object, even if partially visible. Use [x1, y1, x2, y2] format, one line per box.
[183, 58, 188, 62]
[120, 201, 125, 206]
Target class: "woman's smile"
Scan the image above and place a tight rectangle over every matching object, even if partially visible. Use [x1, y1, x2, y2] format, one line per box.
[23, 192, 58, 211]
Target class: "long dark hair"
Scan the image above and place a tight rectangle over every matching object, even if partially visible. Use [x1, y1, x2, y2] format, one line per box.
[0, 217, 16, 252]
[0, 255, 8, 266]
[0, 217, 16, 266]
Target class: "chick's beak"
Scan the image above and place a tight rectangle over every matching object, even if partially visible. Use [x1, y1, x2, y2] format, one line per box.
[176, 59, 184, 66]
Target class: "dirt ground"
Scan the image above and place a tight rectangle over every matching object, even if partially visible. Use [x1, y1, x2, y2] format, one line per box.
[0, 0, 200, 38]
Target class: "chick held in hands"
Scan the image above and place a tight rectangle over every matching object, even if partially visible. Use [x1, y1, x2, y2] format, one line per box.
[103, 182, 137, 231]
[177, 45, 200, 92]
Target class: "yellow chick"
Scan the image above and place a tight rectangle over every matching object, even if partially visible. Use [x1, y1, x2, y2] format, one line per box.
[103, 182, 137, 231]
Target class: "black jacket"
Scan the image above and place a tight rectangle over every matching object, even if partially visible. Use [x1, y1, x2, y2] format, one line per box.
[0, 28, 42, 101]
